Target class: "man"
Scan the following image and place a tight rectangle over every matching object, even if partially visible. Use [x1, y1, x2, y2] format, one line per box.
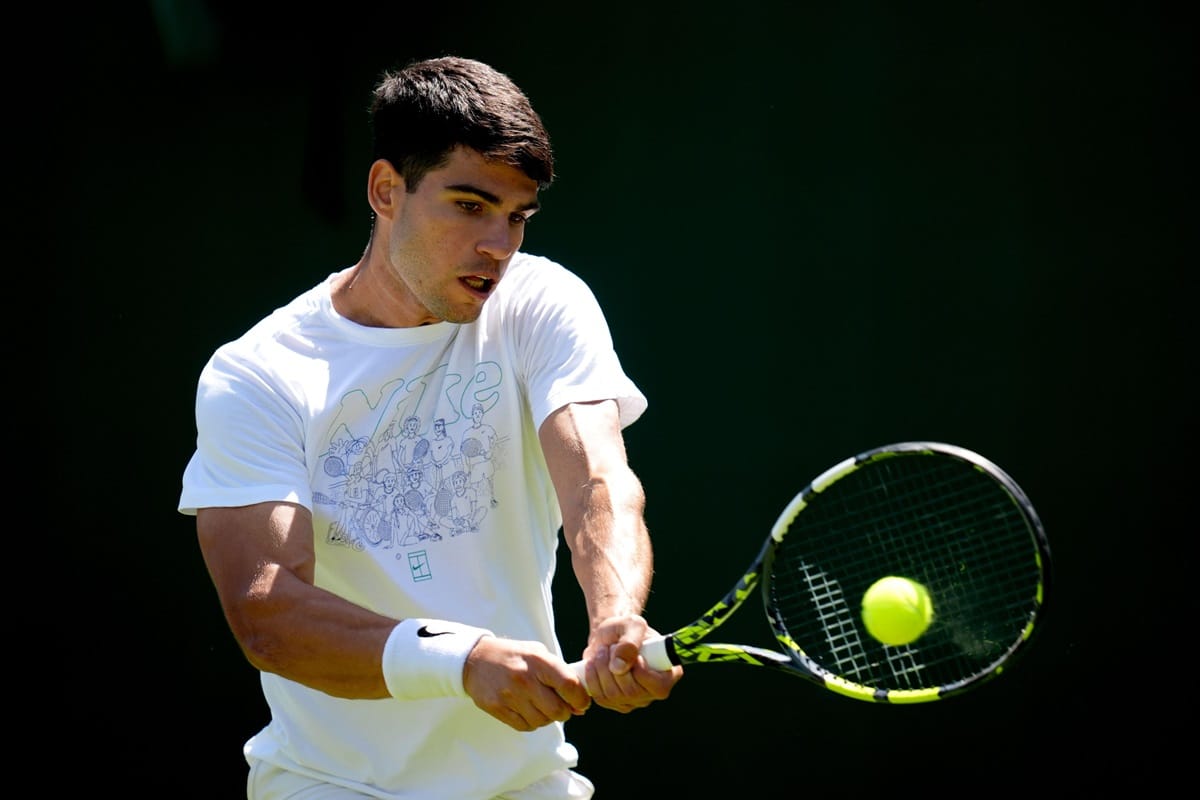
[179, 56, 680, 799]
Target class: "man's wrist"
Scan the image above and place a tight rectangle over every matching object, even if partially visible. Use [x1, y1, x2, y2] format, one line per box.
[381, 618, 493, 700]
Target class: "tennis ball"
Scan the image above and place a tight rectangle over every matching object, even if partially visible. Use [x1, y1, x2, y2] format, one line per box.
[861, 576, 934, 646]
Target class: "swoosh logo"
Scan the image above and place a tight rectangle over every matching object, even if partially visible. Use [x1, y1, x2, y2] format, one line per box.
[417, 626, 452, 638]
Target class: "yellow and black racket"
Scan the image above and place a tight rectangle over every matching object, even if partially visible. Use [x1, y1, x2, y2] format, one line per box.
[574, 441, 1051, 703]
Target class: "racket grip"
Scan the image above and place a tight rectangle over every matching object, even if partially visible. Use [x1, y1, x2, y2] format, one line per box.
[568, 634, 673, 683]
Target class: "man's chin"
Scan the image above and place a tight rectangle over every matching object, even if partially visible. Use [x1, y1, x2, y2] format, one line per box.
[438, 306, 485, 325]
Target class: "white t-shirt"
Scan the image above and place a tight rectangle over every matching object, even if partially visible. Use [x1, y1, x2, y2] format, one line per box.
[178, 252, 646, 799]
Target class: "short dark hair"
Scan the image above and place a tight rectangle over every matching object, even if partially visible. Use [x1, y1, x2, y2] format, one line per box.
[370, 56, 555, 191]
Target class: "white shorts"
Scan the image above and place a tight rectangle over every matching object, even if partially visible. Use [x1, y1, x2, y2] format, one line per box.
[247, 760, 594, 800]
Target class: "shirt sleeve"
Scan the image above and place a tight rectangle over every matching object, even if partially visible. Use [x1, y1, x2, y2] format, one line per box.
[178, 343, 313, 515]
[503, 256, 647, 432]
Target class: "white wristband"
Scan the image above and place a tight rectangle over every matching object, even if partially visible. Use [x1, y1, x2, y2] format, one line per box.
[381, 618, 493, 700]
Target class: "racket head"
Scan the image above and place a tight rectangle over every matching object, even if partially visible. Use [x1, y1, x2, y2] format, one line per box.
[404, 489, 425, 513]
[763, 441, 1051, 703]
[434, 487, 453, 516]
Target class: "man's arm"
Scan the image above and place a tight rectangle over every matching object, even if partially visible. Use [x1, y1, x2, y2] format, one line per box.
[197, 501, 396, 698]
[195, 501, 591, 730]
[539, 399, 682, 710]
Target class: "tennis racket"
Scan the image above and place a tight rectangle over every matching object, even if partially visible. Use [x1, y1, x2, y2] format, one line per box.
[571, 441, 1051, 704]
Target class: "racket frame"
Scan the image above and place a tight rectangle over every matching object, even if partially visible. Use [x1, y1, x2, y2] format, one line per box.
[646, 441, 1052, 703]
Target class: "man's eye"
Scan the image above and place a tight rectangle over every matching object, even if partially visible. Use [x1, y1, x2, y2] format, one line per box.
[509, 213, 529, 226]
[458, 201, 482, 213]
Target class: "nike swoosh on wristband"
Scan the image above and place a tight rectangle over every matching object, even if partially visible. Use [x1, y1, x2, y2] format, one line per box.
[416, 626, 453, 638]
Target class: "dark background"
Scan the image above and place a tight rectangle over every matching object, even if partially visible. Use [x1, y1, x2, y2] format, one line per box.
[47, 1, 1191, 794]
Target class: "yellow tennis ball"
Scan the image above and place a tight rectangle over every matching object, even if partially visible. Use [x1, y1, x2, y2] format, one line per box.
[861, 576, 934, 646]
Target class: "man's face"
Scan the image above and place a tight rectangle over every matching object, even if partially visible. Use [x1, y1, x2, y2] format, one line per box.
[385, 146, 541, 325]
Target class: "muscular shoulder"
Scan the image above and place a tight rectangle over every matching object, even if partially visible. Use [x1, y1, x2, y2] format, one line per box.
[195, 275, 335, 417]
[492, 252, 599, 314]
[207, 277, 331, 369]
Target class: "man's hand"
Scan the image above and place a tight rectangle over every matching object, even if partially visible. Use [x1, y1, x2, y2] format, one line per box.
[575, 614, 682, 712]
[462, 636, 592, 732]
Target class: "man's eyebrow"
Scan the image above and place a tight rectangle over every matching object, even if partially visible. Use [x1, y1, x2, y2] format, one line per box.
[446, 183, 541, 213]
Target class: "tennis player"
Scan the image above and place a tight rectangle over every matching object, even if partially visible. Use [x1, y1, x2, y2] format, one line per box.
[179, 55, 681, 799]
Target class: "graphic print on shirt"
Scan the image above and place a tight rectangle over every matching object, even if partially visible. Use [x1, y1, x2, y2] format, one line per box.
[313, 362, 508, 555]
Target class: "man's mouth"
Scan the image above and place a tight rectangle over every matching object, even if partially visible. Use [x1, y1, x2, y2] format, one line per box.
[462, 276, 495, 293]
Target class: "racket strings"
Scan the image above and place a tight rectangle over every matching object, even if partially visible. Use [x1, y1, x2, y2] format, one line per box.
[769, 454, 1044, 693]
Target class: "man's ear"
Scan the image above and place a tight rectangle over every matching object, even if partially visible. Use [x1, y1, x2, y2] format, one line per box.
[367, 159, 403, 220]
